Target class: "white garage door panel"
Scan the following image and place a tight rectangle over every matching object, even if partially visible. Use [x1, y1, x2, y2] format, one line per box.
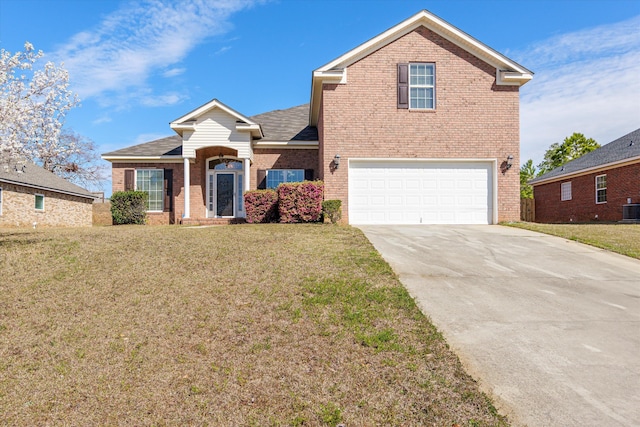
[349, 161, 493, 225]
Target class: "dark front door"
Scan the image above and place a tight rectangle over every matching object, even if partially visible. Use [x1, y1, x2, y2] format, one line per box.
[216, 173, 234, 217]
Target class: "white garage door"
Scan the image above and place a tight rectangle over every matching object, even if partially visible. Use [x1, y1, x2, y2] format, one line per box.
[349, 160, 493, 225]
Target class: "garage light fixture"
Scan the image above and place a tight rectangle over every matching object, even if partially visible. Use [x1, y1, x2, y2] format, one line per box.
[506, 155, 514, 170]
[334, 154, 341, 169]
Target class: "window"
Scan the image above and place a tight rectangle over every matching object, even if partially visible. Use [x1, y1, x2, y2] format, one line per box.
[266, 169, 305, 189]
[136, 169, 164, 211]
[561, 182, 572, 201]
[35, 194, 44, 211]
[409, 63, 435, 109]
[596, 174, 607, 203]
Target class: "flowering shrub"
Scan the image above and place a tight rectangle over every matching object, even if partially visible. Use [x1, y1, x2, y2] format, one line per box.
[244, 190, 279, 223]
[277, 181, 324, 223]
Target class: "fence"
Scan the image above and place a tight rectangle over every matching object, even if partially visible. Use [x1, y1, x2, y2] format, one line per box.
[520, 198, 535, 222]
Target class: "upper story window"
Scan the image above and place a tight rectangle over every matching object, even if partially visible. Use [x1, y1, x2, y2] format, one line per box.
[561, 182, 572, 201]
[136, 169, 164, 211]
[266, 169, 305, 189]
[595, 174, 607, 204]
[398, 63, 435, 110]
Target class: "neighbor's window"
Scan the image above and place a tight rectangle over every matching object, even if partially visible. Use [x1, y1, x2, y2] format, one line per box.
[35, 194, 44, 211]
[266, 169, 304, 189]
[561, 182, 572, 201]
[410, 63, 435, 109]
[596, 174, 607, 203]
[136, 169, 164, 211]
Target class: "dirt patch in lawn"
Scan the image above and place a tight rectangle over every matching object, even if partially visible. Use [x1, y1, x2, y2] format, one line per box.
[0, 225, 508, 426]
[507, 222, 640, 259]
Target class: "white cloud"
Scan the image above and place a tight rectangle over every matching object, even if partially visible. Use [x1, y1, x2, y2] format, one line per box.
[52, 0, 262, 103]
[214, 46, 232, 55]
[516, 15, 640, 166]
[163, 67, 186, 77]
[92, 115, 112, 125]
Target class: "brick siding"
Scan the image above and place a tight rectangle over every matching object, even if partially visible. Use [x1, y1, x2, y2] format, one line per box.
[533, 162, 640, 223]
[320, 26, 521, 223]
[0, 183, 92, 228]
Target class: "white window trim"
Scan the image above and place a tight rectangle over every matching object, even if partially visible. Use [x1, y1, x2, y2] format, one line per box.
[135, 169, 164, 212]
[409, 62, 435, 110]
[35, 193, 45, 211]
[595, 174, 607, 204]
[561, 181, 572, 201]
[266, 169, 305, 189]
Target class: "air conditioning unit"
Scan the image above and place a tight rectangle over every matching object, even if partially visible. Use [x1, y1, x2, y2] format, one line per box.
[622, 204, 640, 220]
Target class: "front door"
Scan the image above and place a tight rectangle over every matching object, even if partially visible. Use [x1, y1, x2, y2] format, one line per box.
[216, 173, 235, 217]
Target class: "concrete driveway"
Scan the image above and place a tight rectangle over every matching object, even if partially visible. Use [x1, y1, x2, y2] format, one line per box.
[358, 225, 640, 427]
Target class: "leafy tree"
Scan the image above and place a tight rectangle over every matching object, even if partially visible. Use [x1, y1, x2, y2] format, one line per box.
[520, 159, 536, 199]
[0, 42, 104, 187]
[537, 133, 600, 174]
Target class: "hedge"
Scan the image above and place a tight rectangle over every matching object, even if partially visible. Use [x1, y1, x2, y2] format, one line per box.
[277, 181, 324, 223]
[110, 191, 148, 225]
[244, 189, 279, 223]
[322, 199, 342, 224]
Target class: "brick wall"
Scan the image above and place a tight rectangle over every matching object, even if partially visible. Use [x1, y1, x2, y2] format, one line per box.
[320, 26, 521, 223]
[533, 162, 640, 223]
[251, 149, 319, 188]
[0, 183, 92, 228]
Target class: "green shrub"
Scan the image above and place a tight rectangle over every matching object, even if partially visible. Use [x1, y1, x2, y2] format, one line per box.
[244, 190, 279, 223]
[322, 199, 342, 224]
[110, 191, 148, 225]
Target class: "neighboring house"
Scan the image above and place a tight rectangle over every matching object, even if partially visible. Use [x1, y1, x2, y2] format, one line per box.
[0, 159, 95, 227]
[530, 128, 640, 223]
[102, 10, 532, 225]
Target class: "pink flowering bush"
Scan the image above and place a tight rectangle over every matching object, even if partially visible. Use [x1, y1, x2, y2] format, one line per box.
[277, 181, 324, 223]
[244, 190, 279, 223]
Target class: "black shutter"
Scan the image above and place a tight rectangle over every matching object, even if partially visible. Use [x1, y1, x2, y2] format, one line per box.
[257, 169, 267, 189]
[398, 63, 409, 109]
[124, 169, 134, 191]
[304, 169, 314, 181]
[163, 169, 173, 212]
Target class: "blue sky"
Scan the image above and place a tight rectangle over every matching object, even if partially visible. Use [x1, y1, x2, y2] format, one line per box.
[1, 0, 639, 195]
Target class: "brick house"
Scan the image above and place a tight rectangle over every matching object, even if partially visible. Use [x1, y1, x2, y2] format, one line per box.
[102, 10, 532, 225]
[530, 128, 640, 223]
[0, 159, 95, 228]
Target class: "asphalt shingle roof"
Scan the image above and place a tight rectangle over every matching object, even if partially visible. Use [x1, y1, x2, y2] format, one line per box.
[0, 158, 95, 199]
[530, 128, 640, 184]
[102, 104, 317, 158]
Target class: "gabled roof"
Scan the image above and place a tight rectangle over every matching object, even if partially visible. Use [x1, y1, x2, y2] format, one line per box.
[250, 104, 317, 142]
[102, 105, 318, 160]
[530, 128, 640, 185]
[170, 98, 263, 138]
[0, 158, 95, 199]
[101, 135, 183, 160]
[310, 9, 533, 125]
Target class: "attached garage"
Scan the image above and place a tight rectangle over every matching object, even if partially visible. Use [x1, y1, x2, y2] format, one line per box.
[348, 159, 496, 225]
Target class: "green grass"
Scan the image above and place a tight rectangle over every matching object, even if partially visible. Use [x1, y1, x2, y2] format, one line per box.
[505, 222, 640, 259]
[0, 224, 509, 426]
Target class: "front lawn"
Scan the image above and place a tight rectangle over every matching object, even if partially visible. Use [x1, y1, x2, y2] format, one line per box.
[506, 222, 640, 259]
[0, 225, 507, 426]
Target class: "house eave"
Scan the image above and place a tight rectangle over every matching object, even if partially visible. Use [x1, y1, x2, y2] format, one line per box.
[530, 156, 640, 186]
[101, 155, 185, 163]
[253, 140, 319, 150]
[0, 177, 95, 200]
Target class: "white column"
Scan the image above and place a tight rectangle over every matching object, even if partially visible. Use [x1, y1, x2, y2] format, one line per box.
[183, 157, 190, 219]
[243, 158, 251, 192]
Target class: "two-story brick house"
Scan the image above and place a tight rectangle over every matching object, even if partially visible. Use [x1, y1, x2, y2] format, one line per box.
[103, 10, 532, 225]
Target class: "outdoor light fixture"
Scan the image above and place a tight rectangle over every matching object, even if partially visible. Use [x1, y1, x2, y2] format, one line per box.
[334, 154, 341, 169]
[506, 155, 514, 170]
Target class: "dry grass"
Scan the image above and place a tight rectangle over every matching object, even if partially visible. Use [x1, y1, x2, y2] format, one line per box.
[507, 222, 640, 259]
[0, 225, 508, 426]
[92, 202, 112, 226]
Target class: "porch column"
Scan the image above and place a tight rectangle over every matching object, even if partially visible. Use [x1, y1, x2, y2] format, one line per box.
[243, 158, 251, 192]
[183, 157, 190, 218]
